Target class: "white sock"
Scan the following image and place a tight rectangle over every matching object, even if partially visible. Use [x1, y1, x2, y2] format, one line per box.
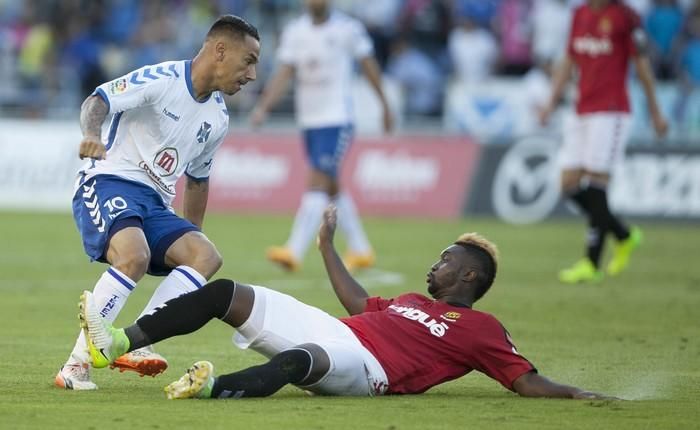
[138, 265, 206, 318]
[335, 192, 372, 254]
[67, 267, 135, 365]
[286, 191, 330, 260]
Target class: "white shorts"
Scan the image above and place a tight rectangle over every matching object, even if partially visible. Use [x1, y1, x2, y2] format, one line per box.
[232, 286, 388, 396]
[559, 112, 632, 173]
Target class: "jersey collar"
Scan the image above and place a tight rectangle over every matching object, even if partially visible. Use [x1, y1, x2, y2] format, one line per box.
[185, 60, 211, 103]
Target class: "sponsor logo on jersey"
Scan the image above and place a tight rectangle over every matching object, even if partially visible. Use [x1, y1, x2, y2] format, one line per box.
[388, 304, 450, 337]
[162, 107, 181, 122]
[573, 35, 612, 56]
[138, 161, 176, 195]
[197, 121, 212, 144]
[153, 147, 179, 176]
[441, 311, 461, 322]
[108, 78, 128, 95]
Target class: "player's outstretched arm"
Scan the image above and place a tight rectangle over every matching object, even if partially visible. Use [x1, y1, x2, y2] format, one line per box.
[317, 205, 369, 315]
[512, 371, 617, 400]
[78, 95, 109, 160]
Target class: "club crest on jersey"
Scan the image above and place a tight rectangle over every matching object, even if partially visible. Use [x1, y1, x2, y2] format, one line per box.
[598, 17, 612, 34]
[108, 78, 128, 95]
[153, 147, 179, 176]
[441, 311, 461, 322]
[197, 121, 212, 144]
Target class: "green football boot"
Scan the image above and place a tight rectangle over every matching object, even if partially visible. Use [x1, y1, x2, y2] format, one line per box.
[607, 227, 643, 276]
[559, 258, 604, 284]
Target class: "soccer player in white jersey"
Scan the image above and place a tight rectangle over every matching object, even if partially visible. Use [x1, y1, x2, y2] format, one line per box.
[54, 15, 261, 390]
[250, 0, 393, 272]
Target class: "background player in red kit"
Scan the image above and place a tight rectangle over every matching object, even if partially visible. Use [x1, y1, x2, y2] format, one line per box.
[80, 205, 612, 400]
[540, 0, 668, 284]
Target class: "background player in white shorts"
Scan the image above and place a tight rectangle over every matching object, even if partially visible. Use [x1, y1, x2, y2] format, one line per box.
[540, 0, 668, 284]
[55, 16, 260, 390]
[250, 0, 393, 272]
[81, 206, 614, 401]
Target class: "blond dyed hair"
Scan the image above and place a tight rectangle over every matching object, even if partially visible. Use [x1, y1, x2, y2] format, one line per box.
[455, 232, 499, 269]
[454, 233, 499, 301]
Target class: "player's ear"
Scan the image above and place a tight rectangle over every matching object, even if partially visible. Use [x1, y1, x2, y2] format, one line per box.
[463, 270, 477, 283]
[215, 41, 226, 61]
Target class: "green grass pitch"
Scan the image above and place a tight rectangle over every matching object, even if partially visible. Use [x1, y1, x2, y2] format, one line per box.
[0, 211, 698, 430]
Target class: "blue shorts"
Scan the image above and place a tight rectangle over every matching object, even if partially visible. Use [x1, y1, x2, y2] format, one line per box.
[72, 174, 199, 276]
[302, 125, 353, 178]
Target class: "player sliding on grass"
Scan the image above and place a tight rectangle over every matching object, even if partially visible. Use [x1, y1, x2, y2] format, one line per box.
[80, 205, 613, 400]
[56, 15, 260, 390]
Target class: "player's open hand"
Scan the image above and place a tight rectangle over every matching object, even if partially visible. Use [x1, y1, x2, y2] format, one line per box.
[651, 112, 669, 139]
[249, 106, 268, 129]
[573, 391, 622, 401]
[79, 136, 106, 160]
[537, 104, 554, 126]
[317, 204, 338, 247]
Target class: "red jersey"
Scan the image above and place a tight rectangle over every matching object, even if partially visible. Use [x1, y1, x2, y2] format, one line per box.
[568, 2, 641, 113]
[340, 293, 535, 395]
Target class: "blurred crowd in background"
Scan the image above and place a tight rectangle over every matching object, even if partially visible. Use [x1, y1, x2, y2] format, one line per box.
[1, 0, 700, 124]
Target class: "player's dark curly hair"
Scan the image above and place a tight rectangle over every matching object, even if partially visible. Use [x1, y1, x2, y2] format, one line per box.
[454, 233, 499, 302]
[207, 15, 259, 42]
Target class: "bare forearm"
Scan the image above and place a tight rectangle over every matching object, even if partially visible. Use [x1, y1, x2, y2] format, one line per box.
[546, 56, 574, 107]
[256, 65, 294, 112]
[360, 57, 389, 108]
[80, 95, 109, 139]
[512, 372, 608, 399]
[634, 56, 662, 116]
[183, 178, 209, 229]
[318, 241, 369, 315]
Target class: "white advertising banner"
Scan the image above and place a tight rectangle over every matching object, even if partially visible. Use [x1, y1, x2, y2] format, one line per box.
[0, 119, 83, 210]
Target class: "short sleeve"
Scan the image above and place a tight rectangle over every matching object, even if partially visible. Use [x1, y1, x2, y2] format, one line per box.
[277, 24, 297, 65]
[469, 316, 536, 391]
[348, 19, 373, 59]
[186, 129, 226, 181]
[363, 296, 395, 312]
[93, 66, 168, 115]
[625, 7, 643, 56]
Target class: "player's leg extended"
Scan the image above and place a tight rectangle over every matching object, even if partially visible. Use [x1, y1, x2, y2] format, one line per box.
[57, 216, 149, 389]
[81, 279, 248, 369]
[165, 345, 325, 399]
[112, 230, 221, 376]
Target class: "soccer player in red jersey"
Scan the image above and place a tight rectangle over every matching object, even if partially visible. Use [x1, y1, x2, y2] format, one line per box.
[80, 206, 613, 400]
[540, 0, 668, 284]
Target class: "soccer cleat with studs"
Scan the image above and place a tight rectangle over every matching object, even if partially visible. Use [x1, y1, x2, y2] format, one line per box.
[164, 361, 215, 399]
[78, 290, 130, 369]
[111, 348, 168, 377]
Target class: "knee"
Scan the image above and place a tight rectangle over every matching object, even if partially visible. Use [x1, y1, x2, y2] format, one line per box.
[196, 245, 223, 279]
[112, 248, 150, 280]
[181, 239, 222, 279]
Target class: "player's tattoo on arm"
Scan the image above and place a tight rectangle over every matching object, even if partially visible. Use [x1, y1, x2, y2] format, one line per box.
[184, 177, 209, 229]
[80, 95, 109, 139]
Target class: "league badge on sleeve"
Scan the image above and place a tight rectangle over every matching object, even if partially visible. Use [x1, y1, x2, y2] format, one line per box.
[108, 78, 128, 95]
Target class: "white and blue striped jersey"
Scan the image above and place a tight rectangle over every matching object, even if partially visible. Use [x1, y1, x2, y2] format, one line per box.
[78, 60, 229, 206]
[277, 11, 373, 128]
